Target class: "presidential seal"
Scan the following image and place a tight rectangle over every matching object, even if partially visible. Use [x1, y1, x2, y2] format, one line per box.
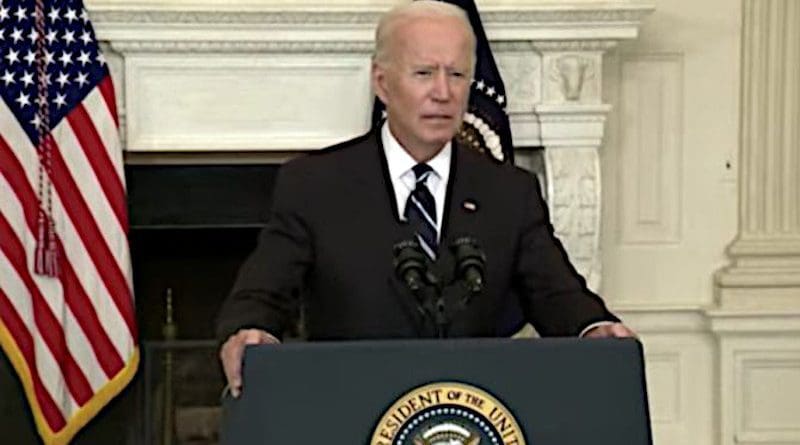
[370, 382, 526, 445]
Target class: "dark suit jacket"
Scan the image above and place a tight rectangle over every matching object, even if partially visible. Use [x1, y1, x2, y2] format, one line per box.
[215, 130, 617, 341]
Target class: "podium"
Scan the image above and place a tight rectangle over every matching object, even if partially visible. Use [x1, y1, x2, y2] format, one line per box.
[221, 337, 652, 445]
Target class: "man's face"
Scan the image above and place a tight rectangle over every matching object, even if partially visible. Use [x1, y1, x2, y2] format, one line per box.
[372, 16, 474, 158]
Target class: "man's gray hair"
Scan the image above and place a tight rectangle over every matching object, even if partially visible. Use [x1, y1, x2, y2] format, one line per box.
[373, 0, 476, 66]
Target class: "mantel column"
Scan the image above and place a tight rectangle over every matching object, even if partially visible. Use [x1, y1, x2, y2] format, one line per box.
[716, 0, 800, 311]
[530, 42, 615, 292]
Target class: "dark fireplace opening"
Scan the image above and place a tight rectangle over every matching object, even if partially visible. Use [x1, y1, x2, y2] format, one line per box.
[130, 227, 261, 341]
[126, 163, 279, 336]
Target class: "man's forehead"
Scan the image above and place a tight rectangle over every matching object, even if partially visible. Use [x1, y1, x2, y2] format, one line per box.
[394, 24, 472, 61]
[396, 15, 470, 37]
[398, 43, 473, 68]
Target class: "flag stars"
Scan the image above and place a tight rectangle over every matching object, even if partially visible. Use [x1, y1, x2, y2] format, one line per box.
[496, 95, 505, 106]
[77, 51, 91, 66]
[27, 28, 38, 43]
[15, 91, 30, 108]
[44, 49, 55, 66]
[35, 94, 48, 107]
[46, 30, 57, 45]
[0, 6, 10, 21]
[23, 50, 35, 65]
[14, 6, 27, 22]
[65, 8, 78, 23]
[48, 7, 60, 22]
[75, 73, 89, 88]
[475, 79, 485, 91]
[75, 71, 89, 87]
[11, 27, 23, 43]
[63, 30, 76, 45]
[96, 52, 106, 65]
[53, 92, 67, 108]
[56, 71, 70, 88]
[79, 30, 92, 45]
[1, 70, 14, 86]
[59, 51, 73, 66]
[486, 86, 495, 97]
[81, 9, 90, 22]
[4, 48, 19, 65]
[30, 114, 42, 128]
[21, 71, 34, 86]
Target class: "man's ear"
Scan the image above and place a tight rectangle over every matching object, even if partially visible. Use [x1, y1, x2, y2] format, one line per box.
[372, 62, 389, 104]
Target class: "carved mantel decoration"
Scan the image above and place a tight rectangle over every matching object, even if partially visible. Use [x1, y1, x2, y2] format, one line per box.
[89, 0, 653, 290]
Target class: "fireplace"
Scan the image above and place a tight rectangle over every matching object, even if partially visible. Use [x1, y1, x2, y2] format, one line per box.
[127, 164, 279, 341]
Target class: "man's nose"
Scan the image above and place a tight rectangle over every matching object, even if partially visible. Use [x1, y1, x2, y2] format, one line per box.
[431, 71, 452, 101]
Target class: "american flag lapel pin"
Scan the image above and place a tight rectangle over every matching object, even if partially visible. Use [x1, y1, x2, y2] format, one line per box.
[462, 199, 478, 212]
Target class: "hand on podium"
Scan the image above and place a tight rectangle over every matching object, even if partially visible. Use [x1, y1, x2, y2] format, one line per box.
[583, 322, 636, 338]
[220, 328, 280, 398]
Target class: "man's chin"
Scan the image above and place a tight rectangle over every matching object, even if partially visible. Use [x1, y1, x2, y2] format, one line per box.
[422, 134, 456, 148]
[420, 127, 459, 144]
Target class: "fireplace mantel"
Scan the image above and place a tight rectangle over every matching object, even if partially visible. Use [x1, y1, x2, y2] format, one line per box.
[90, 0, 653, 289]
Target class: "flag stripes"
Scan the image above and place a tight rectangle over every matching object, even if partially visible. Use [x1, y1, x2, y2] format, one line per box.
[0, 287, 68, 431]
[66, 103, 129, 232]
[1, 135, 132, 368]
[0, 83, 137, 444]
[96, 75, 119, 128]
[0, 213, 92, 409]
[0, 160, 125, 378]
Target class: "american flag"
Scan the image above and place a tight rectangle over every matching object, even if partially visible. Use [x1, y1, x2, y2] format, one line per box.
[0, 0, 138, 444]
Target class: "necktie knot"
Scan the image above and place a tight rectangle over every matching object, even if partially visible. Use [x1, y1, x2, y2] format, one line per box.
[412, 163, 433, 184]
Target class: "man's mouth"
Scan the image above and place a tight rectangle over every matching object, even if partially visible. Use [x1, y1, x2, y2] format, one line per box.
[421, 114, 453, 121]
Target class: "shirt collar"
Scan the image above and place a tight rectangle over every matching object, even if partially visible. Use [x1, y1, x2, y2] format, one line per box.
[381, 121, 451, 183]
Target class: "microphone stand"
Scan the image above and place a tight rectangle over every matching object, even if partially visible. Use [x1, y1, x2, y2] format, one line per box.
[394, 239, 443, 337]
[434, 285, 456, 339]
[394, 237, 487, 339]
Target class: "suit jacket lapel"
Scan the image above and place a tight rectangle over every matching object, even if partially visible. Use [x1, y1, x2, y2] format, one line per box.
[442, 141, 482, 244]
[346, 128, 403, 224]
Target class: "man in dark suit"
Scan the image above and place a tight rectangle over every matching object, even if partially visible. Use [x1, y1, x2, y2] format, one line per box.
[216, 0, 633, 397]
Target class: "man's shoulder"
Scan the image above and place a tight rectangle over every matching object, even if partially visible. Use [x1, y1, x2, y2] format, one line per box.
[458, 145, 537, 187]
[282, 131, 376, 173]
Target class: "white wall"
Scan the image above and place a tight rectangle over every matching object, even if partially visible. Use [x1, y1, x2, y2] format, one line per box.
[602, 0, 740, 309]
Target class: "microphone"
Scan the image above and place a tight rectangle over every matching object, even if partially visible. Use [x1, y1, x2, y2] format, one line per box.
[393, 239, 429, 292]
[450, 237, 486, 294]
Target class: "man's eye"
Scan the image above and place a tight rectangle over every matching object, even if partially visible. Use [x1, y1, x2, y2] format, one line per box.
[415, 70, 432, 76]
[450, 72, 465, 78]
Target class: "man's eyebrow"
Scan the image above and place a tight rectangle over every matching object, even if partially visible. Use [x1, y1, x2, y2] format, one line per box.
[409, 63, 467, 71]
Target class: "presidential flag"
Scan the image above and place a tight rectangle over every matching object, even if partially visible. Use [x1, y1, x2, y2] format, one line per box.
[0, 0, 138, 444]
[371, 0, 515, 163]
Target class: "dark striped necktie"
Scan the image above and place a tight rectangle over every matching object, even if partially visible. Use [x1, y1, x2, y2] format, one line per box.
[405, 163, 438, 259]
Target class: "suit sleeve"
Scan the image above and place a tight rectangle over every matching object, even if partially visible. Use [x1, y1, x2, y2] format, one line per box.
[513, 175, 618, 336]
[215, 163, 313, 342]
